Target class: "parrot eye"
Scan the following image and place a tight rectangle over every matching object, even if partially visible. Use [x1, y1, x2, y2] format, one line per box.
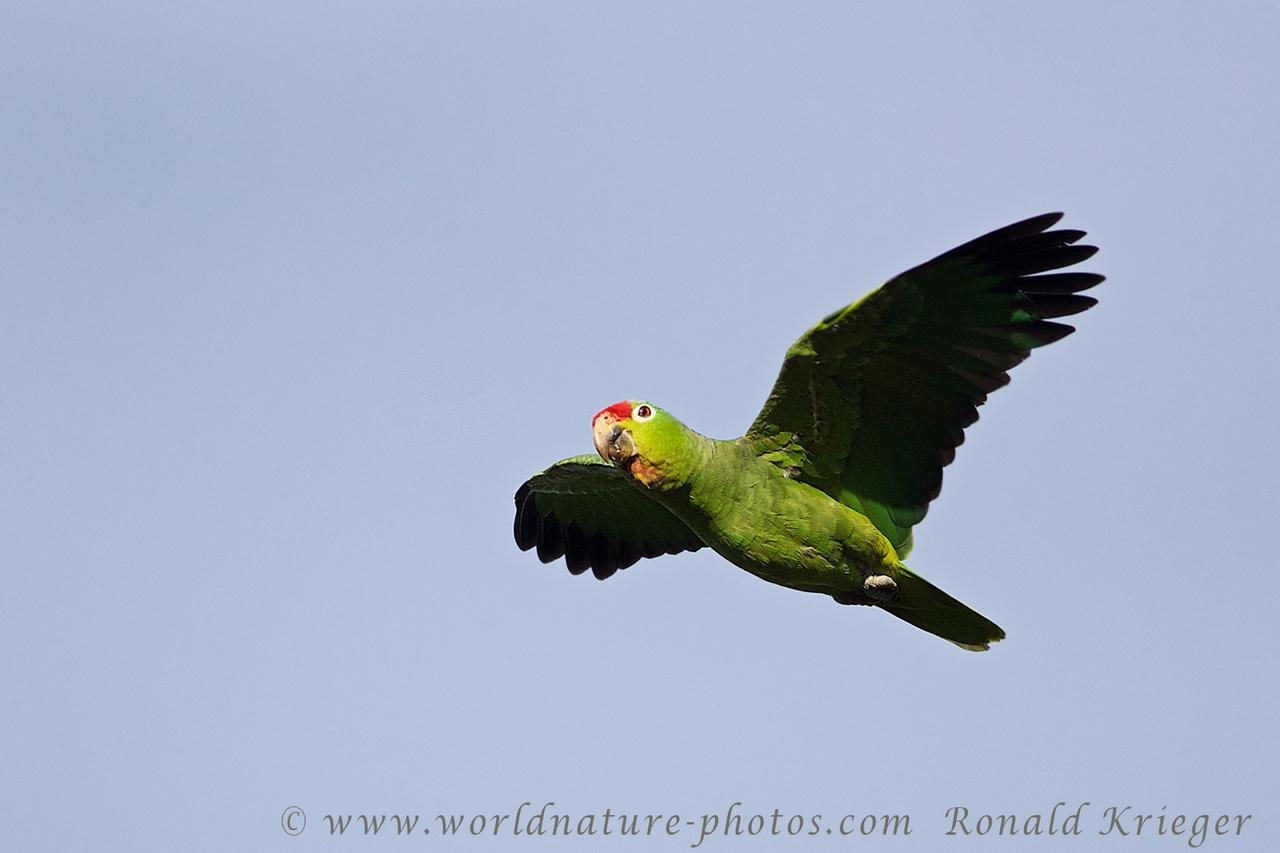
[633, 404, 654, 421]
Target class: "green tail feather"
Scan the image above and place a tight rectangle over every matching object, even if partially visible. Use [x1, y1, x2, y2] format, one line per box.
[880, 565, 1005, 651]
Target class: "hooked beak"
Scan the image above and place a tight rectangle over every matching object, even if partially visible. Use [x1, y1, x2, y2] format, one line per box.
[593, 414, 637, 464]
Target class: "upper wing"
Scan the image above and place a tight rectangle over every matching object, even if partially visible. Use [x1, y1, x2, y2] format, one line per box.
[513, 455, 705, 580]
[741, 212, 1103, 555]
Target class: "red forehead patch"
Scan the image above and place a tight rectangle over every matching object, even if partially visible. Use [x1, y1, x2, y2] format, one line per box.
[592, 400, 632, 423]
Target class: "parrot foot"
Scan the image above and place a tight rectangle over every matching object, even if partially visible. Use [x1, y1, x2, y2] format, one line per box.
[861, 574, 898, 601]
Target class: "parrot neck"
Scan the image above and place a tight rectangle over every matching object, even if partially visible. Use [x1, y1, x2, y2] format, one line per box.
[631, 428, 714, 493]
[643, 437, 755, 536]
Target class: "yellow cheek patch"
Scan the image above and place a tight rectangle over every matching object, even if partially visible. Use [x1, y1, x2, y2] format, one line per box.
[629, 457, 665, 487]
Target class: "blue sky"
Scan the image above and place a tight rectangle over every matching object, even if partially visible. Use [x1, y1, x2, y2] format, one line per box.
[3, 3, 1278, 850]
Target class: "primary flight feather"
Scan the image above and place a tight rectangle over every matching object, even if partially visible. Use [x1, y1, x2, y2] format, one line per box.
[513, 212, 1103, 650]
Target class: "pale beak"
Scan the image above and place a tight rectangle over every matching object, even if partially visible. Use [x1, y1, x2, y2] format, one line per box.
[593, 414, 637, 464]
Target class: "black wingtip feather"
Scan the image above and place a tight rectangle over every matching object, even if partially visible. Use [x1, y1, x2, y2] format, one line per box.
[952, 345, 1029, 371]
[1001, 245, 1099, 277]
[563, 522, 592, 575]
[990, 229, 1088, 261]
[590, 531, 619, 580]
[951, 366, 1010, 394]
[1016, 272, 1105, 294]
[617, 539, 642, 570]
[1021, 320, 1077, 345]
[1029, 293, 1098, 319]
[641, 539, 666, 559]
[970, 321, 1075, 348]
[536, 511, 565, 563]
[933, 212, 1065, 264]
[1048, 229, 1087, 245]
[515, 490, 539, 551]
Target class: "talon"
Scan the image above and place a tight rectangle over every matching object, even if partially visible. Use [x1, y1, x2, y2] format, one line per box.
[862, 574, 898, 601]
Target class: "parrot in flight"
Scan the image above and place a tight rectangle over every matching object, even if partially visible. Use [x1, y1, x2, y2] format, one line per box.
[513, 213, 1103, 650]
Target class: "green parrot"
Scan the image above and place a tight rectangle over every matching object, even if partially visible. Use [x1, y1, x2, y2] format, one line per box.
[513, 213, 1102, 650]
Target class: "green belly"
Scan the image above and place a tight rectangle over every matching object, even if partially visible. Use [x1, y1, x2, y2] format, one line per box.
[658, 455, 899, 595]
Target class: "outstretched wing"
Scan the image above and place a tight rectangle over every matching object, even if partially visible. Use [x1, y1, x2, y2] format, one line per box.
[741, 212, 1103, 555]
[513, 455, 705, 580]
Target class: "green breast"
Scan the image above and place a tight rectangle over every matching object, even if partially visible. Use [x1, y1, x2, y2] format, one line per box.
[653, 440, 896, 594]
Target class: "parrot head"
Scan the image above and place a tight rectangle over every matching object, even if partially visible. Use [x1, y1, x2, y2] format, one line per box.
[592, 400, 687, 488]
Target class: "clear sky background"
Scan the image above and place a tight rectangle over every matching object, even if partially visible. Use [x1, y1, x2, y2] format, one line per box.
[3, 2, 1278, 851]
